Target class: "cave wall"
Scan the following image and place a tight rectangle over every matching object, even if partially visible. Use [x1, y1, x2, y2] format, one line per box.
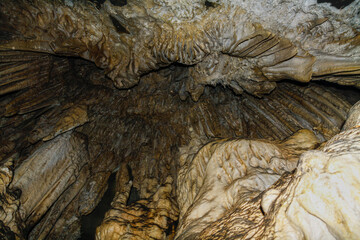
[0, 55, 357, 239]
[0, 0, 359, 239]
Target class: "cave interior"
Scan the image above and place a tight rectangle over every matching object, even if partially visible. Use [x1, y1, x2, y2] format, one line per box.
[0, 0, 360, 239]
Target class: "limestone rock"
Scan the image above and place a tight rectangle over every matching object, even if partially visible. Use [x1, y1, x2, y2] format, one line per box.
[176, 129, 319, 239]
[263, 102, 360, 239]
[0, 1, 359, 238]
[0, 0, 359, 97]
[9, 132, 89, 233]
[96, 175, 178, 240]
[195, 101, 360, 239]
[343, 100, 360, 131]
[0, 154, 21, 238]
[40, 104, 88, 142]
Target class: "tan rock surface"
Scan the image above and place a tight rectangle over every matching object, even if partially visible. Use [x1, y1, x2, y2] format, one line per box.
[0, 56, 356, 238]
[0, 154, 21, 238]
[176, 129, 320, 239]
[96, 175, 178, 240]
[0, 0, 359, 238]
[0, 0, 359, 96]
[195, 104, 360, 239]
[9, 132, 88, 228]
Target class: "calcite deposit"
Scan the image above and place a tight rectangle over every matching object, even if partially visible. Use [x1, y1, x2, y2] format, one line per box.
[175, 129, 320, 239]
[194, 100, 360, 239]
[0, 0, 359, 239]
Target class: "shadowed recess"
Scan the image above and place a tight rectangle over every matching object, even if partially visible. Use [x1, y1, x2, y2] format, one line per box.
[205, 0, 216, 8]
[110, 0, 127, 6]
[317, 0, 354, 8]
[109, 15, 130, 34]
[90, 0, 106, 9]
[80, 173, 117, 240]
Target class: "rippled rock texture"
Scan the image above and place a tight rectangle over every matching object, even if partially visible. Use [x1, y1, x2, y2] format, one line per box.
[0, 0, 360, 239]
[193, 101, 360, 239]
[1, 0, 359, 97]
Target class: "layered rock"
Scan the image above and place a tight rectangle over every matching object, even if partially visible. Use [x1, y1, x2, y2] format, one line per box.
[10, 132, 88, 238]
[96, 173, 178, 239]
[176, 129, 320, 239]
[180, 101, 360, 239]
[0, 0, 359, 99]
[0, 55, 358, 238]
[0, 154, 21, 238]
[0, 0, 359, 238]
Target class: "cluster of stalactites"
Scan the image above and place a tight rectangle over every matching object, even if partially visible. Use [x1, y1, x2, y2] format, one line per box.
[1, 0, 359, 100]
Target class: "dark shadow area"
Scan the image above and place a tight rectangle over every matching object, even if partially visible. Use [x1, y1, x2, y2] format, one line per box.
[205, 0, 216, 8]
[278, 79, 360, 105]
[80, 172, 117, 240]
[316, 80, 360, 105]
[126, 186, 140, 206]
[110, 15, 130, 34]
[166, 219, 179, 236]
[317, 0, 354, 8]
[90, 0, 105, 9]
[110, 0, 127, 7]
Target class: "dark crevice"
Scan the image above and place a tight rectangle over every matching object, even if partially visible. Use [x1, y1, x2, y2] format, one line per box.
[109, 15, 130, 35]
[0, 220, 16, 240]
[317, 0, 354, 8]
[125, 164, 140, 206]
[0, 30, 14, 41]
[90, 0, 105, 9]
[321, 81, 360, 105]
[126, 186, 140, 206]
[80, 172, 117, 240]
[205, 0, 216, 8]
[126, 164, 133, 181]
[110, 0, 127, 7]
[165, 219, 178, 236]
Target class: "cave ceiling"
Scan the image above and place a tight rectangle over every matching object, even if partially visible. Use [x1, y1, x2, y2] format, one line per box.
[0, 0, 360, 239]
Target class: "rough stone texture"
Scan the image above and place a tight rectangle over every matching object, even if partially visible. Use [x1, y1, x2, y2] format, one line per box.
[185, 103, 360, 239]
[0, 0, 359, 98]
[10, 132, 88, 235]
[0, 155, 21, 238]
[0, 55, 357, 239]
[343, 100, 360, 130]
[175, 129, 320, 239]
[0, 0, 359, 239]
[96, 174, 178, 239]
[0, 54, 118, 239]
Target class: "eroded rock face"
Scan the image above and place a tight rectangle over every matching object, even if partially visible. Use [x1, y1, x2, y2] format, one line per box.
[96, 174, 178, 239]
[0, 55, 358, 239]
[0, 0, 359, 99]
[0, 155, 21, 238]
[10, 132, 88, 236]
[175, 129, 320, 239]
[0, 0, 359, 239]
[180, 104, 360, 239]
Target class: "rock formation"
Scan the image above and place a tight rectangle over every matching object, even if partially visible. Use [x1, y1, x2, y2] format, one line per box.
[1, 0, 359, 97]
[0, 0, 359, 239]
[194, 100, 360, 239]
